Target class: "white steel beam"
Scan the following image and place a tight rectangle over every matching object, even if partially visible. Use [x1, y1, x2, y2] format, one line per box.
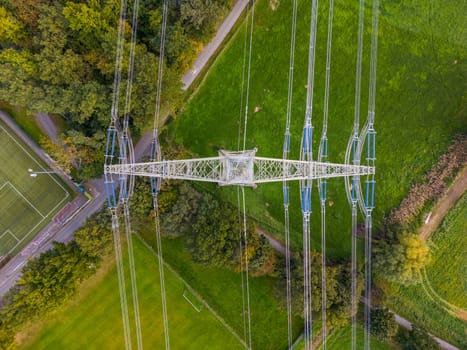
[105, 149, 374, 186]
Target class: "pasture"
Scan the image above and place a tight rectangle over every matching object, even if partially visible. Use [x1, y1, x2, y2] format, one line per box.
[0, 120, 71, 259]
[170, 0, 466, 257]
[385, 194, 467, 348]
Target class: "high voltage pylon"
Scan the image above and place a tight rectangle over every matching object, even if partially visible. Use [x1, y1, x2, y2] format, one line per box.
[104, 0, 379, 348]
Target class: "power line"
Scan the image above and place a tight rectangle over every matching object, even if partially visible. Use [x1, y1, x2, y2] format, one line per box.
[282, 0, 298, 345]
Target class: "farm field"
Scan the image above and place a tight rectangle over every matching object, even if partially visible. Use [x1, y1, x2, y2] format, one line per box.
[384, 194, 467, 348]
[0, 119, 72, 259]
[20, 237, 246, 350]
[170, 0, 467, 258]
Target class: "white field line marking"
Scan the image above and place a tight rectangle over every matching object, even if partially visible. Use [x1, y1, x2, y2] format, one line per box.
[8, 182, 45, 218]
[0, 182, 8, 191]
[0, 124, 72, 257]
[183, 291, 202, 313]
[0, 124, 70, 200]
[1, 182, 48, 257]
[9, 230, 20, 242]
[0, 230, 19, 242]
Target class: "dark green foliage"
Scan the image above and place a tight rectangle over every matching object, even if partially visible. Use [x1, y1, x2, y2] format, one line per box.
[180, 0, 222, 38]
[0, 0, 230, 179]
[274, 251, 363, 327]
[130, 177, 155, 220]
[187, 192, 246, 268]
[397, 327, 441, 350]
[161, 182, 201, 236]
[370, 308, 398, 341]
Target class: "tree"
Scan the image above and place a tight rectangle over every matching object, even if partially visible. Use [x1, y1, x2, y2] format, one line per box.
[0, 6, 25, 45]
[74, 212, 113, 258]
[274, 252, 364, 327]
[187, 193, 244, 267]
[374, 232, 431, 284]
[161, 182, 200, 236]
[180, 0, 221, 36]
[397, 327, 441, 350]
[370, 308, 398, 341]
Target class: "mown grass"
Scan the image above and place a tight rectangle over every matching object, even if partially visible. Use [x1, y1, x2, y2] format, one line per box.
[20, 237, 245, 350]
[384, 194, 467, 348]
[0, 119, 72, 257]
[170, 0, 466, 258]
[140, 232, 304, 349]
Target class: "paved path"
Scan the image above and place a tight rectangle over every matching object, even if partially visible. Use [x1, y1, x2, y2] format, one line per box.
[181, 0, 249, 90]
[419, 167, 467, 240]
[35, 112, 59, 142]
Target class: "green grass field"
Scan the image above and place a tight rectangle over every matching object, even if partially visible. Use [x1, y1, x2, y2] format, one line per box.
[144, 234, 304, 349]
[20, 237, 251, 350]
[0, 120, 72, 258]
[170, 0, 466, 257]
[385, 194, 467, 348]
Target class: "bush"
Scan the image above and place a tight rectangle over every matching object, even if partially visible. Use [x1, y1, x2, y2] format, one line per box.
[397, 327, 441, 350]
[370, 308, 398, 341]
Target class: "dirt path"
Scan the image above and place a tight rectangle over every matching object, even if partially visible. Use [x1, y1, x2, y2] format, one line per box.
[419, 167, 467, 240]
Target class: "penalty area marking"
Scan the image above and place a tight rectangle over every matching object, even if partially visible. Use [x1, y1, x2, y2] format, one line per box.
[183, 289, 203, 313]
[0, 230, 20, 243]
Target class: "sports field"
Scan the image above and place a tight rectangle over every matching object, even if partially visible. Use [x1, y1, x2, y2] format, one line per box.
[19, 237, 245, 350]
[0, 120, 72, 259]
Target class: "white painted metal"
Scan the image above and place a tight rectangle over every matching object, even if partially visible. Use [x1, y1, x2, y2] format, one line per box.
[105, 149, 374, 186]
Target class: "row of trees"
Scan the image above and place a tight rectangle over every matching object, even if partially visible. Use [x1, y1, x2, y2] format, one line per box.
[0, 0, 232, 178]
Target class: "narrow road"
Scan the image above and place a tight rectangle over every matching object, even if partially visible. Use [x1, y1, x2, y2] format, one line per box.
[35, 112, 59, 142]
[181, 0, 249, 90]
[419, 167, 467, 240]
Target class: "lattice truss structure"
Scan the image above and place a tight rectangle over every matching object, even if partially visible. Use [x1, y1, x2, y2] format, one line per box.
[105, 148, 374, 187]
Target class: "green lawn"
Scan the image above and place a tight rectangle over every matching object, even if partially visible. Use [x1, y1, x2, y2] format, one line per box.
[20, 237, 245, 350]
[385, 194, 467, 348]
[0, 120, 72, 258]
[142, 233, 304, 349]
[170, 0, 466, 258]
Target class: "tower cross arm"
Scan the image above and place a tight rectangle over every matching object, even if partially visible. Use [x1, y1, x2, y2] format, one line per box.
[105, 149, 374, 186]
